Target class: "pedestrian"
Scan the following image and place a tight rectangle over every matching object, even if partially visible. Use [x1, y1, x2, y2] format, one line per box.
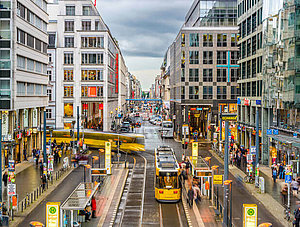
[193, 130, 198, 142]
[187, 186, 194, 208]
[23, 149, 27, 161]
[294, 207, 300, 227]
[41, 174, 47, 190]
[292, 179, 299, 196]
[272, 168, 277, 183]
[2, 171, 8, 187]
[58, 149, 62, 163]
[278, 163, 284, 179]
[39, 160, 44, 175]
[281, 183, 288, 206]
[91, 196, 97, 218]
[35, 151, 39, 166]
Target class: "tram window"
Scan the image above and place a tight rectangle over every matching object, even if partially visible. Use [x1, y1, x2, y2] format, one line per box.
[156, 172, 178, 188]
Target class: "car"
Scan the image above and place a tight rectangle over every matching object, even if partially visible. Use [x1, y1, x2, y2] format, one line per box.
[121, 122, 131, 132]
[155, 119, 162, 126]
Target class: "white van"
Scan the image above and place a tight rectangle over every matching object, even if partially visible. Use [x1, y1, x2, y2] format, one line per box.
[161, 121, 173, 138]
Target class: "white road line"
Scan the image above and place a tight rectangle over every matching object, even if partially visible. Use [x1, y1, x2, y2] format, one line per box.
[176, 203, 183, 227]
[159, 203, 164, 227]
[138, 154, 147, 227]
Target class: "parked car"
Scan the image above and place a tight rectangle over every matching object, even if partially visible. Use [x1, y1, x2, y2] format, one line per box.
[121, 122, 131, 132]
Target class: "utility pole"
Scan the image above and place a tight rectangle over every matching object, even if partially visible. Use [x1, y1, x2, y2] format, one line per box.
[223, 120, 229, 226]
[255, 109, 260, 187]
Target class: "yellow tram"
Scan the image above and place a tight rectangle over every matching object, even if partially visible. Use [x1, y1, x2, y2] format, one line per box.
[154, 146, 181, 202]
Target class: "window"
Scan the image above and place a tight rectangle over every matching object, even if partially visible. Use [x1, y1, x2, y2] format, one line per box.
[242, 41, 246, 59]
[252, 81, 256, 97]
[181, 86, 185, 99]
[64, 86, 73, 97]
[247, 82, 251, 96]
[36, 62, 42, 73]
[17, 2, 25, 19]
[47, 88, 52, 100]
[35, 16, 42, 30]
[252, 35, 256, 55]
[231, 86, 240, 99]
[81, 53, 103, 64]
[247, 17, 251, 36]
[252, 59, 256, 78]
[203, 69, 213, 82]
[203, 86, 213, 99]
[203, 34, 213, 47]
[35, 39, 41, 51]
[231, 34, 239, 47]
[0, 50, 10, 59]
[246, 61, 251, 78]
[46, 109, 52, 119]
[231, 68, 239, 82]
[189, 51, 199, 64]
[247, 39, 251, 57]
[95, 20, 100, 30]
[27, 83, 34, 95]
[27, 10, 34, 24]
[82, 6, 92, 15]
[181, 33, 185, 47]
[27, 59, 34, 71]
[217, 34, 227, 47]
[65, 21, 74, 32]
[27, 34, 34, 48]
[181, 68, 185, 82]
[35, 84, 41, 95]
[189, 69, 199, 82]
[81, 86, 103, 97]
[189, 86, 199, 99]
[17, 82, 26, 95]
[48, 33, 56, 48]
[64, 53, 73, 64]
[217, 51, 227, 64]
[217, 86, 227, 99]
[189, 33, 199, 47]
[0, 11, 10, 18]
[47, 70, 52, 81]
[17, 29, 26, 44]
[17, 56, 25, 69]
[66, 6, 75, 16]
[64, 69, 73, 81]
[81, 37, 104, 48]
[252, 12, 257, 32]
[65, 36, 74, 47]
[64, 103, 73, 117]
[82, 21, 91, 31]
[81, 70, 103, 81]
[203, 51, 213, 64]
[231, 51, 239, 65]
[217, 69, 227, 82]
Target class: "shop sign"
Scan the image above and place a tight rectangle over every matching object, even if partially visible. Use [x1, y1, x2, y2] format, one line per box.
[190, 108, 196, 111]
[173, 115, 176, 120]
[267, 129, 272, 135]
[194, 114, 200, 118]
[32, 108, 38, 128]
[46, 202, 60, 227]
[273, 129, 279, 135]
[192, 142, 198, 157]
[16, 132, 22, 140]
[182, 124, 189, 136]
[243, 204, 257, 227]
[256, 100, 261, 105]
[221, 113, 237, 121]
[213, 175, 223, 185]
[196, 108, 202, 111]
[2, 111, 8, 137]
[32, 128, 38, 134]
[23, 109, 28, 128]
[105, 142, 111, 175]
[8, 160, 15, 172]
[250, 146, 256, 155]
[244, 99, 250, 106]
[237, 98, 241, 104]
[293, 133, 298, 138]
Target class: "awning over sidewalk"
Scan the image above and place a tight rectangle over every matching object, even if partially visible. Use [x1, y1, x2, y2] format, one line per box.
[268, 134, 300, 148]
[61, 182, 99, 210]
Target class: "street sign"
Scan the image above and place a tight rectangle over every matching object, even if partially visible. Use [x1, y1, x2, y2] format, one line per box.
[182, 124, 189, 136]
[7, 184, 16, 196]
[46, 202, 60, 227]
[11, 195, 18, 210]
[243, 204, 257, 227]
[250, 146, 256, 155]
[192, 142, 198, 157]
[213, 175, 223, 185]
[105, 142, 111, 175]
[221, 113, 237, 121]
[273, 129, 279, 135]
[246, 164, 253, 173]
[8, 160, 15, 172]
[266, 129, 272, 135]
[285, 175, 292, 184]
[247, 154, 253, 164]
[48, 155, 54, 172]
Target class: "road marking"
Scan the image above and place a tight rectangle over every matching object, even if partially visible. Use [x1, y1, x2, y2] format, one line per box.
[176, 203, 183, 227]
[159, 203, 163, 227]
[138, 154, 147, 227]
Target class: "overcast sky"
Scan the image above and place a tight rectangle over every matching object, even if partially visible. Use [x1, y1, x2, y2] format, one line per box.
[98, 0, 193, 90]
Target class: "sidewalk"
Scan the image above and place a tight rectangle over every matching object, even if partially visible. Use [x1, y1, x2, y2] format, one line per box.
[81, 164, 129, 227]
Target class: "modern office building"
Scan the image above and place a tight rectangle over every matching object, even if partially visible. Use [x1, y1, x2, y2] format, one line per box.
[0, 0, 48, 162]
[169, 0, 239, 139]
[48, 0, 127, 131]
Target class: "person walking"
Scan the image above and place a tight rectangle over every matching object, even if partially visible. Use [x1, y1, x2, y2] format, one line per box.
[278, 163, 284, 179]
[2, 171, 8, 187]
[272, 168, 277, 183]
[23, 149, 27, 161]
[294, 207, 300, 227]
[292, 179, 299, 196]
[281, 184, 288, 206]
[187, 186, 194, 208]
[41, 174, 47, 190]
[91, 196, 97, 218]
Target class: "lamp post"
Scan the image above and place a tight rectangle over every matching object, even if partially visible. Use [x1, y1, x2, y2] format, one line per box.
[224, 180, 233, 227]
[211, 165, 219, 208]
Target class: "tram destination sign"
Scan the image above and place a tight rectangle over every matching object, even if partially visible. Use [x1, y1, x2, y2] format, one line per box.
[221, 113, 237, 121]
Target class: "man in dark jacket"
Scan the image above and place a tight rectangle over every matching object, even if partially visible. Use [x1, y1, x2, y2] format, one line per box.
[2, 171, 8, 187]
[294, 207, 300, 227]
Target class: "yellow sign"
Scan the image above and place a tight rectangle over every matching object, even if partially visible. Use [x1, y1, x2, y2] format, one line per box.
[221, 115, 237, 121]
[105, 142, 111, 175]
[46, 202, 60, 227]
[194, 114, 200, 118]
[192, 142, 198, 157]
[213, 175, 223, 185]
[243, 204, 257, 227]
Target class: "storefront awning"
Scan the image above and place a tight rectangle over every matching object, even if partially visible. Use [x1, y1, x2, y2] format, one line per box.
[268, 134, 300, 149]
[61, 182, 99, 210]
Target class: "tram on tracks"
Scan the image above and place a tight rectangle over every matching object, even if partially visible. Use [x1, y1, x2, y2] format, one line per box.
[154, 146, 181, 202]
[47, 129, 145, 153]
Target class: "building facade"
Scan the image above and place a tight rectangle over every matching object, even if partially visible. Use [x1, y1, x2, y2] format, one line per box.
[169, 0, 239, 139]
[0, 0, 48, 163]
[48, 0, 126, 131]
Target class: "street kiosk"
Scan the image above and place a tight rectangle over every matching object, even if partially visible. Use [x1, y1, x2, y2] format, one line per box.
[60, 182, 99, 227]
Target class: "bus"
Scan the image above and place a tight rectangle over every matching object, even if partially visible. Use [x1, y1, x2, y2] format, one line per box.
[161, 121, 174, 138]
[47, 130, 145, 153]
[154, 146, 181, 202]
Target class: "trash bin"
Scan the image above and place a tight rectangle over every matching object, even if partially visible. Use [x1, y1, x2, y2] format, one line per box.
[259, 177, 265, 193]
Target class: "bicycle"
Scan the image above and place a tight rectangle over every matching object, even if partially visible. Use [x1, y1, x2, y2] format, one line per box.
[284, 207, 291, 221]
[244, 175, 254, 184]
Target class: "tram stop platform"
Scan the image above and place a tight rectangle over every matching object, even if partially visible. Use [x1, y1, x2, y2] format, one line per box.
[72, 164, 129, 227]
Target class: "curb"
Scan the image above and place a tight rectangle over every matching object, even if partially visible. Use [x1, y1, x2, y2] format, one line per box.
[11, 166, 76, 227]
[207, 148, 292, 227]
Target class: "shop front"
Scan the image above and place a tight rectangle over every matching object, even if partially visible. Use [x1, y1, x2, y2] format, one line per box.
[82, 102, 103, 130]
[189, 106, 211, 138]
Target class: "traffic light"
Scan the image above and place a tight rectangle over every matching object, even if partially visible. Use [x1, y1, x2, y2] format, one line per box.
[182, 141, 188, 149]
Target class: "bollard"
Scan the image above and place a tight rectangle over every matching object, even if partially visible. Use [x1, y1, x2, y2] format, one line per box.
[31, 192, 33, 203]
[21, 201, 24, 212]
[25, 198, 27, 209]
